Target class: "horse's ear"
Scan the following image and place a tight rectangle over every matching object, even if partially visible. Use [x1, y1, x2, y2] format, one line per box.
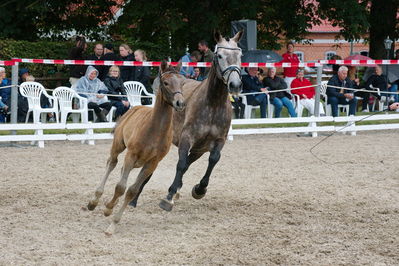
[160, 60, 168, 73]
[232, 30, 244, 43]
[214, 30, 222, 43]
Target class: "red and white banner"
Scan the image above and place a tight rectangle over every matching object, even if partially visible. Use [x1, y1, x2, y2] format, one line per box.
[0, 60, 16, 66]
[6, 58, 399, 67]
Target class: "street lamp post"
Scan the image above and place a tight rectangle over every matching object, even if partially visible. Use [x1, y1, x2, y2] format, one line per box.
[384, 36, 393, 106]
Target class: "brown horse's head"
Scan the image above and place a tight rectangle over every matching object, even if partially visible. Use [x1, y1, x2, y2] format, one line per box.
[159, 61, 186, 111]
[213, 30, 244, 96]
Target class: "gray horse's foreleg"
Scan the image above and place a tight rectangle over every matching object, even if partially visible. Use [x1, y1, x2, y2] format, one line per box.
[192, 140, 224, 199]
[159, 140, 203, 211]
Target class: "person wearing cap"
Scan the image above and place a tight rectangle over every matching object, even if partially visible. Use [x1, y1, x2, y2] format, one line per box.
[98, 43, 119, 81]
[242, 67, 268, 118]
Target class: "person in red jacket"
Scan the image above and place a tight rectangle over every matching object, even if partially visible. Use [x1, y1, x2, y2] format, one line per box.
[281, 42, 300, 89]
[291, 69, 325, 116]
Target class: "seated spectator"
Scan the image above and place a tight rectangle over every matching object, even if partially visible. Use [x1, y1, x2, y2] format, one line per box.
[132, 49, 152, 105]
[192, 67, 201, 80]
[179, 51, 201, 78]
[230, 95, 245, 119]
[73, 66, 112, 122]
[119, 44, 135, 82]
[291, 69, 325, 116]
[0, 67, 11, 122]
[104, 66, 130, 119]
[263, 67, 297, 118]
[326, 66, 357, 117]
[242, 67, 268, 118]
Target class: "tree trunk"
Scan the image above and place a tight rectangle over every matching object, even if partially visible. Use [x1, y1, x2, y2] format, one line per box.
[369, 0, 398, 59]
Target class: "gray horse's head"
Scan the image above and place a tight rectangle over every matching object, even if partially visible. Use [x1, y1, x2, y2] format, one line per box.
[213, 30, 243, 96]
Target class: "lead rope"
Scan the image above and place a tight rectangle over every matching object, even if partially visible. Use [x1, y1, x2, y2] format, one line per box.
[309, 109, 390, 164]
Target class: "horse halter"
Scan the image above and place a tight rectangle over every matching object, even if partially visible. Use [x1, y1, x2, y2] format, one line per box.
[213, 45, 242, 90]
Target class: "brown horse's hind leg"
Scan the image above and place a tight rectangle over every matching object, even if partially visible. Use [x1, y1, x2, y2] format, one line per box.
[105, 160, 157, 235]
[87, 140, 126, 211]
[192, 140, 225, 199]
[103, 152, 136, 217]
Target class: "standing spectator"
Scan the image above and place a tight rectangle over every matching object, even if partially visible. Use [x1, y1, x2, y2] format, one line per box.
[281, 42, 300, 89]
[263, 67, 297, 118]
[179, 50, 201, 78]
[98, 43, 119, 81]
[390, 49, 399, 102]
[68, 36, 87, 86]
[242, 67, 268, 118]
[132, 49, 152, 105]
[119, 44, 135, 82]
[291, 69, 325, 116]
[104, 66, 130, 119]
[74, 66, 112, 122]
[198, 40, 214, 80]
[87, 43, 104, 60]
[326, 66, 357, 117]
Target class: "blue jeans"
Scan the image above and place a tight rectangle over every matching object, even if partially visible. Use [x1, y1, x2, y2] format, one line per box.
[328, 96, 357, 117]
[389, 84, 398, 102]
[273, 97, 297, 118]
[111, 100, 129, 117]
[248, 94, 268, 118]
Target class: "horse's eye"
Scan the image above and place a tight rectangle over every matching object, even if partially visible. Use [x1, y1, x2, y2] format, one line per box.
[163, 82, 169, 86]
[218, 54, 222, 59]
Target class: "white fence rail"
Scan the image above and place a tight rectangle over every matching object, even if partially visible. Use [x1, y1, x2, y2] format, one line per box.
[1, 114, 399, 148]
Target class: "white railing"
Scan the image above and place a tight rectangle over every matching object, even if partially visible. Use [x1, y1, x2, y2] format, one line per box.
[1, 114, 399, 147]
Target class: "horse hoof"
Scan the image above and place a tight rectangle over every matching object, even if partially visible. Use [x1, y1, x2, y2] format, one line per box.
[87, 201, 97, 211]
[103, 208, 113, 217]
[159, 199, 173, 212]
[105, 223, 115, 236]
[192, 184, 207, 200]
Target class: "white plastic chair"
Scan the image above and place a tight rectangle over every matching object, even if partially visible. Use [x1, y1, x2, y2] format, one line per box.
[320, 81, 349, 116]
[19, 82, 59, 123]
[241, 93, 273, 119]
[123, 81, 155, 107]
[53, 86, 88, 123]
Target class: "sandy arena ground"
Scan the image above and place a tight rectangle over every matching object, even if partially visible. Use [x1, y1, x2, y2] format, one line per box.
[0, 131, 398, 265]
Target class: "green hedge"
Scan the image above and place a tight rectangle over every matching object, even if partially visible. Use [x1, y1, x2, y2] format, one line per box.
[0, 39, 178, 80]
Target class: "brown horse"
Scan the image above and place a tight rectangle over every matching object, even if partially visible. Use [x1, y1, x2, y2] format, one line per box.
[159, 30, 243, 211]
[87, 62, 186, 235]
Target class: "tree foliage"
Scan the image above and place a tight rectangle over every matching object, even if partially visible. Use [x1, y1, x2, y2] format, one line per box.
[111, 0, 319, 59]
[0, 0, 397, 59]
[0, 0, 117, 41]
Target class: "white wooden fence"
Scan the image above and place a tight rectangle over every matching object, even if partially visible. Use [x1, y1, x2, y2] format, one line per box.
[1, 114, 399, 148]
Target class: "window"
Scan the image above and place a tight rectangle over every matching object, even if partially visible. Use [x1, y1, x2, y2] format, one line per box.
[360, 51, 369, 57]
[294, 51, 304, 62]
[325, 51, 337, 60]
